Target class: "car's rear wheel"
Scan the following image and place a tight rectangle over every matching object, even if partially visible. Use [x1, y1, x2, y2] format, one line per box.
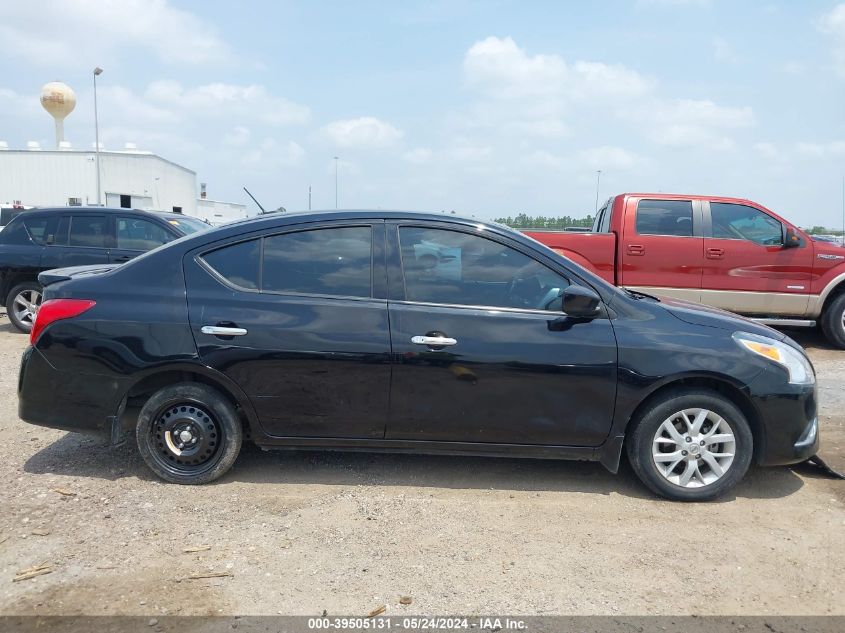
[820, 293, 845, 350]
[6, 282, 42, 333]
[626, 389, 753, 501]
[136, 382, 242, 484]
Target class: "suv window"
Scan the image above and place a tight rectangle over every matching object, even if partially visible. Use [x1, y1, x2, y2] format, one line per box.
[710, 202, 783, 245]
[23, 216, 56, 245]
[399, 226, 569, 310]
[636, 200, 693, 237]
[69, 215, 109, 248]
[202, 239, 260, 290]
[116, 217, 173, 250]
[263, 226, 372, 297]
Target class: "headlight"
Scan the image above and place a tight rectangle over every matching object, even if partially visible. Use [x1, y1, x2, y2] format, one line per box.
[732, 332, 815, 385]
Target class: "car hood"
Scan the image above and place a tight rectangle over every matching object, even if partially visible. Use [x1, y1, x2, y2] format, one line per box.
[657, 296, 786, 341]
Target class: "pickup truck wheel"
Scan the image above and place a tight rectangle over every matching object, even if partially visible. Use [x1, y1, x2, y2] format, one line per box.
[5, 282, 42, 333]
[136, 382, 242, 485]
[820, 293, 845, 350]
[626, 389, 752, 501]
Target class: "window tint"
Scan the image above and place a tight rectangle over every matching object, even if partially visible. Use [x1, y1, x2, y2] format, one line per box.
[263, 227, 372, 297]
[24, 216, 55, 245]
[636, 200, 693, 237]
[0, 218, 31, 245]
[399, 226, 569, 310]
[116, 217, 173, 250]
[710, 203, 783, 245]
[54, 216, 70, 246]
[69, 215, 108, 248]
[202, 239, 260, 290]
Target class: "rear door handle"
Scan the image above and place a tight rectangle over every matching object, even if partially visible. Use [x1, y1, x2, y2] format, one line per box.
[201, 325, 248, 336]
[706, 247, 725, 259]
[411, 335, 457, 347]
[627, 244, 645, 256]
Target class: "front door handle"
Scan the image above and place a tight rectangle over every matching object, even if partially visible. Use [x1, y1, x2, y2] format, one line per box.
[201, 325, 248, 336]
[627, 244, 645, 256]
[411, 335, 457, 347]
[706, 247, 725, 259]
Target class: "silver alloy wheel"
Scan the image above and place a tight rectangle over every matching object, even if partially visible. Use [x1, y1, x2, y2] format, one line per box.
[12, 288, 42, 327]
[651, 408, 736, 488]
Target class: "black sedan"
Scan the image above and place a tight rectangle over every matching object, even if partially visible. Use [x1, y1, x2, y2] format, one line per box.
[17, 211, 819, 500]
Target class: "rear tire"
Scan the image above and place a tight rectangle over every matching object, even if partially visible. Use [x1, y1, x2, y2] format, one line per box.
[820, 293, 845, 350]
[136, 382, 242, 484]
[626, 389, 753, 501]
[6, 282, 42, 333]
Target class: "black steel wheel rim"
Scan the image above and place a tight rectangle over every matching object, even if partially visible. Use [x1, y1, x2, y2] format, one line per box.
[148, 401, 224, 475]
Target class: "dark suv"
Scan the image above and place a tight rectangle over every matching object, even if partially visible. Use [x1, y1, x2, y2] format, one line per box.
[0, 207, 209, 332]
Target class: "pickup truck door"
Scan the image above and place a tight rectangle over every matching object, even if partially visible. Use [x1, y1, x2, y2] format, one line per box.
[618, 197, 704, 302]
[701, 201, 813, 316]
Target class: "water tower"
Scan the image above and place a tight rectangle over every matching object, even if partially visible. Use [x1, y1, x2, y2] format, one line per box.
[40, 81, 76, 149]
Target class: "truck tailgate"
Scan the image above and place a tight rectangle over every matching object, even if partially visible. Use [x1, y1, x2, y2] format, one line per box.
[524, 231, 617, 284]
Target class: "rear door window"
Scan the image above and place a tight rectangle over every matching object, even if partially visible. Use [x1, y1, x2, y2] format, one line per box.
[262, 226, 372, 297]
[69, 215, 109, 248]
[201, 239, 260, 290]
[635, 200, 693, 237]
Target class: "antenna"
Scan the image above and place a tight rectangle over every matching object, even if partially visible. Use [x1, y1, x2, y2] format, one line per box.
[243, 187, 267, 214]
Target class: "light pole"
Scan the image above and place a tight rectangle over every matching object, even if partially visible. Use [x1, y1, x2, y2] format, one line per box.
[93, 67, 103, 206]
[333, 156, 339, 209]
[308, 185, 312, 211]
[594, 169, 602, 213]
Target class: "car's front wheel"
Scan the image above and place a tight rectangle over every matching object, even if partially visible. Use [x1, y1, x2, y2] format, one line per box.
[136, 382, 243, 484]
[626, 389, 753, 501]
[6, 282, 42, 333]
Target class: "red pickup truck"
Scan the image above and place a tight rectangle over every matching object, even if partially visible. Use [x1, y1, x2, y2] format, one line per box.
[525, 193, 845, 348]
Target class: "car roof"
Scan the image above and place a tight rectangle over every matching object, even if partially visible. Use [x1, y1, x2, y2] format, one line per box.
[21, 206, 182, 218]
[221, 209, 485, 231]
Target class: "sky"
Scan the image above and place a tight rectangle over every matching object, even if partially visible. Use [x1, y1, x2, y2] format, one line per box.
[1, 0, 845, 227]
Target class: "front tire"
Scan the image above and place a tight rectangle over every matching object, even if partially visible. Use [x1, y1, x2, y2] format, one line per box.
[626, 389, 753, 501]
[820, 293, 845, 349]
[136, 382, 242, 484]
[6, 282, 42, 333]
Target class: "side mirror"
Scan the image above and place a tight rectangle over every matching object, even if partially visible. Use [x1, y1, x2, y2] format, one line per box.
[562, 285, 602, 318]
[784, 227, 801, 248]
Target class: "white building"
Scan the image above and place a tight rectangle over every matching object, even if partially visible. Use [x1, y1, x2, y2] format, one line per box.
[0, 142, 251, 225]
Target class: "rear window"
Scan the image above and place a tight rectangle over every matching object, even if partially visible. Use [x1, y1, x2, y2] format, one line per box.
[635, 200, 693, 237]
[201, 239, 260, 290]
[163, 216, 209, 235]
[24, 216, 56, 245]
[1, 208, 23, 226]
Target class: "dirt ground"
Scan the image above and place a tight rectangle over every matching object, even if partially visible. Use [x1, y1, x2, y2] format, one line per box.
[0, 312, 842, 617]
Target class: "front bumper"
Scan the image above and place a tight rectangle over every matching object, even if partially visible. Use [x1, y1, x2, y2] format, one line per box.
[748, 367, 819, 466]
[18, 345, 126, 438]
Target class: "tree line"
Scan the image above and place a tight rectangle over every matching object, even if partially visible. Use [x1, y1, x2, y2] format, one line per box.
[493, 213, 594, 229]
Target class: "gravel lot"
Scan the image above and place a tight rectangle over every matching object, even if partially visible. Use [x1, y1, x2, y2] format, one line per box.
[0, 312, 842, 616]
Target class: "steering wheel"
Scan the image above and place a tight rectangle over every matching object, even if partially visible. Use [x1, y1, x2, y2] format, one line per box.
[505, 276, 557, 309]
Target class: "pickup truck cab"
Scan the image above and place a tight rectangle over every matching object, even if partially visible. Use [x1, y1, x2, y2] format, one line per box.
[525, 193, 845, 348]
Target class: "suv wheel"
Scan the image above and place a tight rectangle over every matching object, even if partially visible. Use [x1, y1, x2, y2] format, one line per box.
[136, 382, 243, 484]
[820, 293, 845, 349]
[6, 282, 42, 333]
[626, 389, 753, 501]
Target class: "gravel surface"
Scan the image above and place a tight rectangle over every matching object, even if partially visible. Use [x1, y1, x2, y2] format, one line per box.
[0, 313, 842, 616]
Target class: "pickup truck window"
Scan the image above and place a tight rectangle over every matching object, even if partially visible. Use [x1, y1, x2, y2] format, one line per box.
[399, 226, 570, 311]
[636, 200, 693, 237]
[710, 202, 783, 246]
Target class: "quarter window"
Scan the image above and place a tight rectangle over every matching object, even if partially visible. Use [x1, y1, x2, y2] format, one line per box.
[635, 200, 693, 237]
[202, 239, 260, 290]
[399, 226, 569, 310]
[69, 216, 109, 248]
[23, 216, 55, 245]
[116, 217, 173, 251]
[710, 203, 783, 245]
[262, 226, 372, 297]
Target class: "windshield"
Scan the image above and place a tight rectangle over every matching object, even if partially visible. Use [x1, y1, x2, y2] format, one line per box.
[163, 216, 211, 235]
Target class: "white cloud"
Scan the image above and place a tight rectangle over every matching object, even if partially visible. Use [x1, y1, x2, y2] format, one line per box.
[712, 36, 738, 64]
[0, 0, 229, 66]
[146, 81, 310, 126]
[631, 98, 755, 149]
[780, 61, 806, 75]
[242, 139, 306, 167]
[754, 142, 783, 160]
[579, 146, 642, 170]
[795, 141, 845, 157]
[819, 3, 845, 77]
[464, 36, 652, 99]
[321, 117, 403, 148]
[224, 126, 252, 147]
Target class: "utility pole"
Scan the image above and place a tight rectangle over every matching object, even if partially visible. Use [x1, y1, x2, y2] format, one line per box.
[334, 156, 339, 209]
[841, 175, 844, 243]
[594, 170, 602, 213]
[308, 185, 312, 211]
[93, 67, 103, 206]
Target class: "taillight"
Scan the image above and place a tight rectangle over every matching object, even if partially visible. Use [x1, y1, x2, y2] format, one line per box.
[30, 299, 96, 345]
